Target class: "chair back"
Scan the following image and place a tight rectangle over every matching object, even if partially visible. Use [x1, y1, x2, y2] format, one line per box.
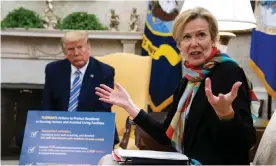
[95, 53, 152, 137]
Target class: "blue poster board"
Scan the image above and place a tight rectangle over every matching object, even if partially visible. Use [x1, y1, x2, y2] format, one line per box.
[19, 111, 115, 165]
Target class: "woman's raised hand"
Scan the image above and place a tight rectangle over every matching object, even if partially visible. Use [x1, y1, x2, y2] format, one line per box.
[205, 77, 242, 119]
[95, 82, 140, 118]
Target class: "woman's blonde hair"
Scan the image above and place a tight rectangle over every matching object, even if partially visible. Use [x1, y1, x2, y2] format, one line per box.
[172, 7, 219, 45]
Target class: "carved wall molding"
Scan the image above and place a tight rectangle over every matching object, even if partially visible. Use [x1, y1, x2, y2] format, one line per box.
[32, 44, 64, 58]
[1, 28, 143, 40]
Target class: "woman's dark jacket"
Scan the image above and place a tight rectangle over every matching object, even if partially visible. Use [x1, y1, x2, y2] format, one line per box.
[133, 62, 256, 165]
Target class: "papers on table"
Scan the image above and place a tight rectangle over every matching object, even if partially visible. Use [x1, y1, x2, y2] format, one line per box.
[112, 149, 189, 164]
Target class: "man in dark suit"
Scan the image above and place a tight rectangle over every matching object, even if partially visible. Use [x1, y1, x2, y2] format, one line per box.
[42, 30, 119, 145]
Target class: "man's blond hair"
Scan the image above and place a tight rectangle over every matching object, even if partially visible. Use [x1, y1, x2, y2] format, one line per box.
[61, 30, 89, 49]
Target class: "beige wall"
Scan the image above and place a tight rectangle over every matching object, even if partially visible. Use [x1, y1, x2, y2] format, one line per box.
[228, 33, 262, 87]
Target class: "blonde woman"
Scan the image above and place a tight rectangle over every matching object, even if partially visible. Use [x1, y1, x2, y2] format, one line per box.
[96, 7, 257, 164]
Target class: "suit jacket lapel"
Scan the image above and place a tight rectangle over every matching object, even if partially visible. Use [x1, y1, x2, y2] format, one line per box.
[78, 57, 98, 109]
[61, 59, 71, 111]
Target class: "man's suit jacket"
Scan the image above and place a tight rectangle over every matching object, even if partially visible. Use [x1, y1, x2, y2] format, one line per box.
[42, 56, 119, 145]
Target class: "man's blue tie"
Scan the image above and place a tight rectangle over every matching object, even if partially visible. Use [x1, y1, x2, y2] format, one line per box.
[68, 70, 81, 112]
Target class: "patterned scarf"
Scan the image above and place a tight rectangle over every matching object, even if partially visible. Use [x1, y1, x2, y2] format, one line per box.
[166, 47, 260, 153]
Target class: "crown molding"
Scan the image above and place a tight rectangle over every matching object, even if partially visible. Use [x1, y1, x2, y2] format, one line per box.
[1, 28, 143, 40]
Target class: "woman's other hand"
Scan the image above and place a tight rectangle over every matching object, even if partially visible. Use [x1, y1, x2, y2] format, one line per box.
[205, 77, 242, 119]
[95, 82, 140, 118]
